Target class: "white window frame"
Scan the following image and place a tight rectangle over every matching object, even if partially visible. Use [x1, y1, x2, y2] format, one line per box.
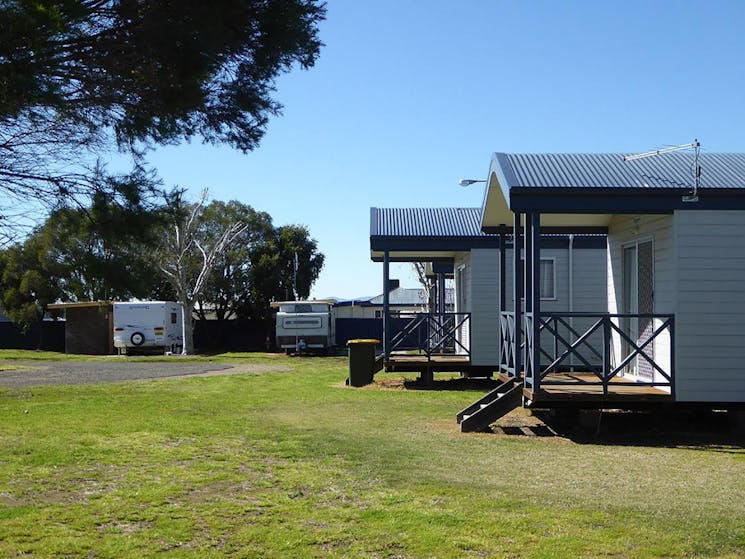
[515, 257, 557, 301]
[456, 264, 467, 313]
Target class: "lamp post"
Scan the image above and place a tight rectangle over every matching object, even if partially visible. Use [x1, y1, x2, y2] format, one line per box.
[458, 178, 486, 187]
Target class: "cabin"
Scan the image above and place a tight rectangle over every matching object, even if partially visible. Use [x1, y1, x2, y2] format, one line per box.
[370, 207, 607, 382]
[457, 151, 745, 432]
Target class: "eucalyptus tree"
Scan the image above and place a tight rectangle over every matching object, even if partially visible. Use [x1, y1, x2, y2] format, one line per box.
[194, 201, 275, 322]
[158, 189, 247, 354]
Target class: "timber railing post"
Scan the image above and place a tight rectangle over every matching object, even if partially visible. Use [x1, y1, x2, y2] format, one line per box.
[513, 212, 522, 381]
[603, 314, 611, 396]
[530, 212, 541, 392]
[383, 251, 390, 360]
[499, 225, 506, 369]
[669, 316, 675, 399]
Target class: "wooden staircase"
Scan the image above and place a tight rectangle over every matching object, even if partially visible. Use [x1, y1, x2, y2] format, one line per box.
[457, 379, 523, 433]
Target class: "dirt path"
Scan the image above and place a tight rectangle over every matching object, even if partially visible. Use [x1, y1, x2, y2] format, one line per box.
[0, 360, 289, 387]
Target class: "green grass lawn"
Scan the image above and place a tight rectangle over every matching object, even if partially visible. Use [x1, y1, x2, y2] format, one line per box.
[0, 355, 744, 558]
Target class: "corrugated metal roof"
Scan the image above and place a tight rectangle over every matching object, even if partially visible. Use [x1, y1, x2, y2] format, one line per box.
[371, 207, 485, 237]
[368, 287, 455, 306]
[499, 152, 745, 190]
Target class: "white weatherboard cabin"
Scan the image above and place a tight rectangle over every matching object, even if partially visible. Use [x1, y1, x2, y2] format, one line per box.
[369, 207, 607, 383]
[456, 151, 745, 432]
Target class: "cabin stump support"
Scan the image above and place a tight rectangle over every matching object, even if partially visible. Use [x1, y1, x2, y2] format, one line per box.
[418, 366, 434, 386]
[577, 409, 603, 433]
[728, 409, 745, 435]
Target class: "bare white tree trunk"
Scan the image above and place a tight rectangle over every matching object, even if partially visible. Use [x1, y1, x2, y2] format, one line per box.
[181, 299, 195, 355]
[411, 262, 433, 311]
[159, 188, 247, 355]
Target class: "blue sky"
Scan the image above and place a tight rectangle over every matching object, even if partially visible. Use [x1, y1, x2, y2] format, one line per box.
[140, 0, 745, 299]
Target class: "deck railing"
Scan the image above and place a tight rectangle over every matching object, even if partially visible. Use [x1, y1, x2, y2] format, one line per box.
[499, 311, 517, 376]
[501, 311, 675, 395]
[387, 312, 471, 360]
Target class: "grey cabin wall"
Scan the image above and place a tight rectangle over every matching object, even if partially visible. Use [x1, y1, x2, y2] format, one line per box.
[501, 246, 606, 313]
[674, 210, 745, 402]
[454, 244, 607, 368]
[469, 248, 500, 366]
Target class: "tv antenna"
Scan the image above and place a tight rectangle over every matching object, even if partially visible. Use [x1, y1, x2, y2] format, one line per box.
[623, 139, 701, 202]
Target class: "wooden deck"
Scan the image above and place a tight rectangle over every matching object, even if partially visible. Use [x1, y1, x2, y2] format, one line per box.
[497, 372, 673, 407]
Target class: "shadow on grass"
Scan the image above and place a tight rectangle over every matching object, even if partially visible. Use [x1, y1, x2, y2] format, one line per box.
[530, 409, 745, 451]
[400, 376, 501, 392]
[373, 376, 745, 449]
[493, 424, 558, 438]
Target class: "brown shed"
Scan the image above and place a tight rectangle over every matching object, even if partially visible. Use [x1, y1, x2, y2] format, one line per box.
[47, 301, 114, 355]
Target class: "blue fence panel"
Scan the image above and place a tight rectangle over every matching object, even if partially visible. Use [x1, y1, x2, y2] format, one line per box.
[0, 321, 65, 351]
[335, 318, 383, 346]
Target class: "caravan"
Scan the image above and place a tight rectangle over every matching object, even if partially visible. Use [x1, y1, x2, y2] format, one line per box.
[273, 300, 336, 353]
[113, 301, 183, 354]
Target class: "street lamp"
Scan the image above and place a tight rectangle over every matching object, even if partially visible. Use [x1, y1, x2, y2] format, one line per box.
[458, 178, 486, 187]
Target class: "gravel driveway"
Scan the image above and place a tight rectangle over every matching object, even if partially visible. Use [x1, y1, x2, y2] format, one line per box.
[0, 360, 286, 387]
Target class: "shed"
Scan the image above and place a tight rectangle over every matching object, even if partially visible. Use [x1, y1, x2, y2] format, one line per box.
[47, 301, 114, 355]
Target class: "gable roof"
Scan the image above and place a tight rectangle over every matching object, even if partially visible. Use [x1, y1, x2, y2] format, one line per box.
[483, 152, 745, 231]
[496, 152, 745, 191]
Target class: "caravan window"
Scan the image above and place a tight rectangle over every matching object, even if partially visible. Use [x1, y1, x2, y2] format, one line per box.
[294, 304, 313, 313]
[170, 312, 178, 324]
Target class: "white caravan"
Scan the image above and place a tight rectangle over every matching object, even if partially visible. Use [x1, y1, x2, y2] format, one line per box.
[113, 301, 183, 354]
[273, 300, 336, 353]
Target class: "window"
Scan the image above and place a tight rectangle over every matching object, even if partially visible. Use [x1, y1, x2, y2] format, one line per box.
[170, 312, 178, 324]
[518, 258, 556, 300]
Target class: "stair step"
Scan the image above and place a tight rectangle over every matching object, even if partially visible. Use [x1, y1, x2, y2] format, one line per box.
[460, 381, 524, 433]
[455, 378, 517, 424]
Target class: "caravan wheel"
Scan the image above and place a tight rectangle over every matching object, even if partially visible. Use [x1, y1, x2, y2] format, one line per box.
[130, 332, 145, 346]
